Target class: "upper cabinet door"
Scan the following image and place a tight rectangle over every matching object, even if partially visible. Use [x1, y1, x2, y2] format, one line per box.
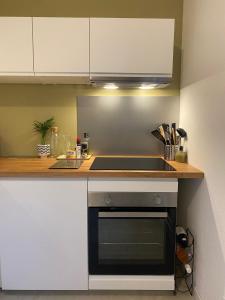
[0, 17, 33, 74]
[33, 18, 89, 75]
[90, 18, 175, 76]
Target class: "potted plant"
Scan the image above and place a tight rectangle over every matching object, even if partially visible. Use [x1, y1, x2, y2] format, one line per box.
[33, 117, 55, 158]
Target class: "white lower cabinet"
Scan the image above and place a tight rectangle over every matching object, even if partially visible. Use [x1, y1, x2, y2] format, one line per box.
[0, 178, 88, 290]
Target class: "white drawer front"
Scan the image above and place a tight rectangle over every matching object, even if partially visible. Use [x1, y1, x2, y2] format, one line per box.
[88, 178, 178, 193]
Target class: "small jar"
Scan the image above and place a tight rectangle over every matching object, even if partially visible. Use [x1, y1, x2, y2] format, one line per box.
[175, 146, 187, 163]
[66, 149, 76, 159]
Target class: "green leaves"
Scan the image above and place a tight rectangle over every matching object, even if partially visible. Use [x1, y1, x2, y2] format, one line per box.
[33, 117, 55, 145]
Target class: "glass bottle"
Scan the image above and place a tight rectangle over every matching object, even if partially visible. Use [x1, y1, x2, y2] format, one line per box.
[50, 127, 59, 157]
[76, 136, 82, 159]
[81, 132, 90, 157]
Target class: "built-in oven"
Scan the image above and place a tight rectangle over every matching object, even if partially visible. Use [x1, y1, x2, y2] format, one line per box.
[88, 192, 177, 276]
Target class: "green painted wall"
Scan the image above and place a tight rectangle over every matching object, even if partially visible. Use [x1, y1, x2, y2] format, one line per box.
[0, 85, 77, 156]
[0, 0, 183, 156]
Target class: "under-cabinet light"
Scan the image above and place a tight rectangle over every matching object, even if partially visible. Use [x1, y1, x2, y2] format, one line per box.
[139, 84, 157, 90]
[103, 83, 119, 90]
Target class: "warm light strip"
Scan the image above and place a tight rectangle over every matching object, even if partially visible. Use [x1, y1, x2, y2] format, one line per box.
[103, 83, 119, 90]
[139, 84, 158, 90]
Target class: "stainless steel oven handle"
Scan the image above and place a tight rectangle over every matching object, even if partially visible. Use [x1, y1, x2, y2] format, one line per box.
[98, 212, 168, 218]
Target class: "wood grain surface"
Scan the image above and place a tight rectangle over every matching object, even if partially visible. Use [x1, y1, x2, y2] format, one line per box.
[0, 155, 204, 178]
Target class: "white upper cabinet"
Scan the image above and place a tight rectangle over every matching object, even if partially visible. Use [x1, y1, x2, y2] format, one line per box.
[90, 18, 175, 76]
[33, 18, 89, 76]
[0, 17, 33, 74]
[0, 17, 175, 83]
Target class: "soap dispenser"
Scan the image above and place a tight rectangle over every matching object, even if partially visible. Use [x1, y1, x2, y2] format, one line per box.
[175, 146, 187, 163]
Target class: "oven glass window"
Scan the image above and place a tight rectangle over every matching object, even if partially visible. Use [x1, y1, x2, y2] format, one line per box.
[98, 218, 165, 264]
[89, 207, 176, 275]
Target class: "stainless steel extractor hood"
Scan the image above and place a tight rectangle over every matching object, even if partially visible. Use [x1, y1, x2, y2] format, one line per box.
[90, 74, 172, 89]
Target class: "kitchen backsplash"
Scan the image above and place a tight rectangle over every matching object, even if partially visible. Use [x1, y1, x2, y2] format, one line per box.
[78, 96, 180, 155]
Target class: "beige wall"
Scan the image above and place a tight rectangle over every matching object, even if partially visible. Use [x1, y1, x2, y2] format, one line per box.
[0, 85, 77, 156]
[179, 0, 225, 299]
[0, 0, 183, 156]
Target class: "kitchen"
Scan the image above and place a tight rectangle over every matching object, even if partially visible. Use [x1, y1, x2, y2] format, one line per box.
[0, 1, 224, 300]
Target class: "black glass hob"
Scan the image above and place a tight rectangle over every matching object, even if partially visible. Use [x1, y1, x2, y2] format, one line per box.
[90, 157, 175, 171]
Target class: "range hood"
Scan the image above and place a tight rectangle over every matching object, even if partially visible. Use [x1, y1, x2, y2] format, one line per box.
[90, 74, 172, 89]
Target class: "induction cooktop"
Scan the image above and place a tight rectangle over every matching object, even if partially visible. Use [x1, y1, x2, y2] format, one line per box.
[90, 157, 175, 171]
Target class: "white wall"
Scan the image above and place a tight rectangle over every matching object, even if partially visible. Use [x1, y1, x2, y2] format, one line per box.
[179, 0, 225, 299]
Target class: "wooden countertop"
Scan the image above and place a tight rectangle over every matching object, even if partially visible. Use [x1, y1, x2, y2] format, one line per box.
[0, 156, 204, 179]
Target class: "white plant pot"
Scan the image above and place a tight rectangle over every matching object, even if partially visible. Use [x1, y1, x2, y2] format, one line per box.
[37, 144, 50, 158]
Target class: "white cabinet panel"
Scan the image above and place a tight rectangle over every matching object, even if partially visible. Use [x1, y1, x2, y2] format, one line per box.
[88, 178, 178, 193]
[0, 17, 33, 73]
[90, 18, 175, 76]
[0, 178, 88, 290]
[33, 18, 89, 75]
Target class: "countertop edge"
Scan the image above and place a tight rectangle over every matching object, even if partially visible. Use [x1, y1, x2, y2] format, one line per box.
[0, 156, 204, 179]
[0, 171, 204, 179]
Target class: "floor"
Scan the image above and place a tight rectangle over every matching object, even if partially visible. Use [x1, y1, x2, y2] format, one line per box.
[0, 291, 193, 300]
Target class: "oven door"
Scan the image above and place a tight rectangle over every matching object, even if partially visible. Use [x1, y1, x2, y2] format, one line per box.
[88, 207, 176, 275]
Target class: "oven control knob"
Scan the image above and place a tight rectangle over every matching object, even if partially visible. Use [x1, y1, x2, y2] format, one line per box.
[104, 195, 112, 205]
[154, 194, 162, 205]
